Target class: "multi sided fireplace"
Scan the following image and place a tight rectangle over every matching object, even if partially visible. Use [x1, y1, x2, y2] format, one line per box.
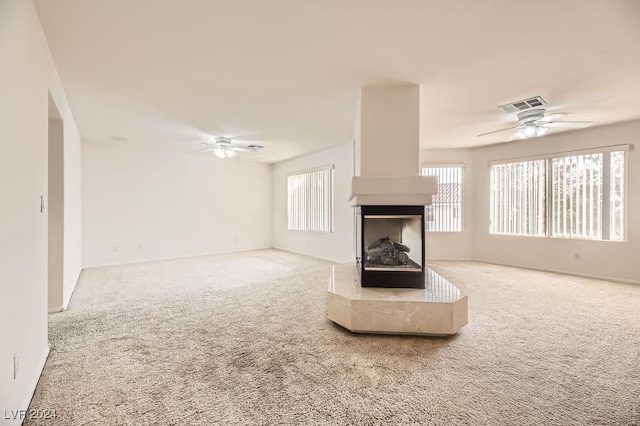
[327, 86, 468, 336]
[355, 205, 425, 289]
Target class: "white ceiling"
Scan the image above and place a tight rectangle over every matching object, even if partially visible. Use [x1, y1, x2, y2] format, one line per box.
[35, 0, 640, 163]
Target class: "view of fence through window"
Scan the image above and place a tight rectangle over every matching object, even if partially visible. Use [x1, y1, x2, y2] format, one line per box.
[490, 151, 625, 241]
[422, 166, 463, 232]
[287, 166, 334, 233]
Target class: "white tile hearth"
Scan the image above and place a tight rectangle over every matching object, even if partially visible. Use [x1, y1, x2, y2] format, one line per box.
[327, 264, 468, 336]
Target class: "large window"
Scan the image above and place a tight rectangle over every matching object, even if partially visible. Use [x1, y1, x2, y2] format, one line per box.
[490, 148, 627, 241]
[287, 166, 334, 233]
[422, 166, 463, 232]
[490, 160, 546, 237]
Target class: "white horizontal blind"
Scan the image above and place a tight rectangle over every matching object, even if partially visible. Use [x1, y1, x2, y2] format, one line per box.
[422, 166, 463, 232]
[490, 160, 546, 236]
[551, 153, 602, 239]
[287, 166, 334, 233]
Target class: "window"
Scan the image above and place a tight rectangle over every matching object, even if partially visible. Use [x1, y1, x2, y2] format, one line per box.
[490, 160, 546, 236]
[489, 148, 627, 241]
[287, 166, 334, 233]
[422, 166, 463, 232]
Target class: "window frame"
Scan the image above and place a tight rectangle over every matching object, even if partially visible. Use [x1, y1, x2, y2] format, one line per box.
[421, 164, 465, 233]
[489, 159, 547, 238]
[488, 144, 630, 242]
[286, 165, 335, 234]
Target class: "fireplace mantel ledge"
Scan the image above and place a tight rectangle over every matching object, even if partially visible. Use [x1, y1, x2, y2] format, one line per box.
[350, 175, 437, 206]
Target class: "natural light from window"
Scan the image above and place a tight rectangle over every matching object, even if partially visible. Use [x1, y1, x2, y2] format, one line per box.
[287, 166, 334, 233]
[422, 166, 463, 232]
[489, 150, 626, 241]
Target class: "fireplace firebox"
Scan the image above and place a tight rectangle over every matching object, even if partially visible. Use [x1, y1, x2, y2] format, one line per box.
[355, 205, 425, 289]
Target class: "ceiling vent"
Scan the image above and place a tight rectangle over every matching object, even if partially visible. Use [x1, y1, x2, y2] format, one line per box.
[247, 144, 264, 150]
[498, 96, 546, 114]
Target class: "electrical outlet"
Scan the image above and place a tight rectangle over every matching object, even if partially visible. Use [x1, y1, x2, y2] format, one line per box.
[112, 246, 118, 253]
[13, 353, 19, 380]
[573, 253, 581, 260]
[137, 245, 143, 251]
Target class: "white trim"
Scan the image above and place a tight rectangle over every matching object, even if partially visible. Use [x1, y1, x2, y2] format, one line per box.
[476, 260, 640, 286]
[48, 281, 74, 313]
[272, 247, 345, 264]
[13, 346, 51, 426]
[420, 162, 467, 169]
[82, 246, 272, 269]
[427, 258, 474, 262]
[488, 143, 633, 166]
[285, 164, 334, 177]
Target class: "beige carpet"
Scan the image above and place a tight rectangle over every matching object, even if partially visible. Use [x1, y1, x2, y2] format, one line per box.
[27, 249, 639, 425]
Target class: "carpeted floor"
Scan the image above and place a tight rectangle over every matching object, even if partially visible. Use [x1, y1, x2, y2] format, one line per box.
[27, 249, 639, 425]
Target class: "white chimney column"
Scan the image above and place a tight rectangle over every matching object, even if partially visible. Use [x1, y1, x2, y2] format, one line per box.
[355, 85, 420, 177]
[351, 85, 436, 206]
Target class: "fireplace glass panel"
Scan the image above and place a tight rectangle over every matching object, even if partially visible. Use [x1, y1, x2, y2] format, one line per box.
[363, 215, 423, 271]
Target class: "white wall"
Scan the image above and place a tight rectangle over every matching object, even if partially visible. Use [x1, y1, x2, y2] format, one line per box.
[422, 121, 639, 283]
[82, 141, 272, 267]
[48, 117, 64, 311]
[273, 124, 639, 283]
[420, 148, 475, 261]
[0, 0, 82, 422]
[471, 121, 640, 284]
[60, 102, 83, 310]
[272, 144, 354, 263]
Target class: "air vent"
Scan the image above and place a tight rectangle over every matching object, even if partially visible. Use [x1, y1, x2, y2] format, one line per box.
[247, 144, 264, 150]
[498, 96, 546, 114]
[110, 136, 128, 143]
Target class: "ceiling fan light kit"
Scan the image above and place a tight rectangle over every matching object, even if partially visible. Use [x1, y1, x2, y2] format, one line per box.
[514, 124, 547, 140]
[214, 148, 237, 159]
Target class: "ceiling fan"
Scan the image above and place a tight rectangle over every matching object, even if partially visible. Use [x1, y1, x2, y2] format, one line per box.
[196, 136, 263, 159]
[477, 109, 594, 141]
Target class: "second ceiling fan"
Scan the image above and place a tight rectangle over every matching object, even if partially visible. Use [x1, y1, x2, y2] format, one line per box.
[477, 108, 593, 141]
[197, 137, 262, 159]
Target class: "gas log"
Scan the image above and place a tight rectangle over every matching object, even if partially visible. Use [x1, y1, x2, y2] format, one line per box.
[365, 237, 411, 266]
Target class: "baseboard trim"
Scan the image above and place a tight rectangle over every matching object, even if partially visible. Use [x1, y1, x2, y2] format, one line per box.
[82, 246, 272, 269]
[12, 345, 51, 426]
[271, 247, 347, 265]
[476, 260, 640, 285]
[428, 258, 474, 262]
[47, 306, 64, 314]
[48, 288, 73, 314]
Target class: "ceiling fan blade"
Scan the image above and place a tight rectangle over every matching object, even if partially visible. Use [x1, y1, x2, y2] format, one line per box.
[230, 146, 252, 152]
[538, 120, 593, 128]
[476, 125, 521, 137]
[194, 147, 217, 154]
[537, 112, 569, 122]
[506, 130, 522, 142]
